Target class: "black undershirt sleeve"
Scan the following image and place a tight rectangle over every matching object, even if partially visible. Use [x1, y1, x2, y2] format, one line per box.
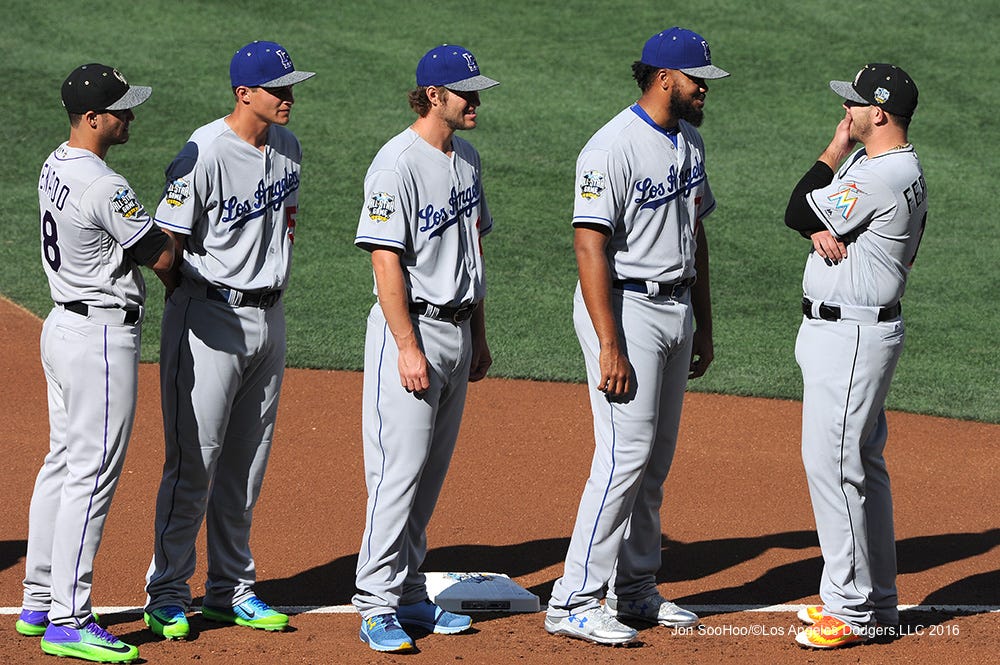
[126, 225, 171, 267]
[784, 161, 835, 238]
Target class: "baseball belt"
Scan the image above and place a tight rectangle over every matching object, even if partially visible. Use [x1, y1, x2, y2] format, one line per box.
[613, 278, 695, 298]
[409, 301, 477, 323]
[61, 301, 141, 325]
[801, 297, 901, 324]
[205, 285, 283, 308]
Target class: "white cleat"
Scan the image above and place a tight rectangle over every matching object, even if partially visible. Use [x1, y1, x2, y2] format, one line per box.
[545, 606, 638, 645]
[607, 593, 700, 628]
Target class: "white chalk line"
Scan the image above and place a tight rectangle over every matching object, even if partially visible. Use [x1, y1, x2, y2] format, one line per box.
[1, 604, 997, 616]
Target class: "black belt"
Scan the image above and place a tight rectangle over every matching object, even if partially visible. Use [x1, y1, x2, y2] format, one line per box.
[802, 298, 901, 322]
[613, 278, 695, 298]
[206, 285, 282, 308]
[62, 301, 140, 324]
[409, 301, 477, 323]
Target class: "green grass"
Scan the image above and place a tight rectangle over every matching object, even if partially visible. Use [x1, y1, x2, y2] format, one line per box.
[2, 0, 998, 422]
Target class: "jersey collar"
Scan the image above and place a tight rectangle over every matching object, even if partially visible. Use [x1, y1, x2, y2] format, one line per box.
[630, 103, 680, 140]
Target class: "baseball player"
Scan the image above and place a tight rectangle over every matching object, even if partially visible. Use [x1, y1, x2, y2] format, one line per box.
[18, 64, 172, 663]
[545, 28, 727, 645]
[142, 41, 314, 640]
[352, 44, 497, 653]
[786, 64, 925, 649]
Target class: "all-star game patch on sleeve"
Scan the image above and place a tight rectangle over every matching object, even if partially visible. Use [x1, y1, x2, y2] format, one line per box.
[154, 139, 204, 235]
[86, 175, 154, 250]
[356, 167, 408, 252]
[572, 148, 619, 232]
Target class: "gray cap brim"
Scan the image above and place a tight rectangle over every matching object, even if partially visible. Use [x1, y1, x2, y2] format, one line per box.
[829, 80, 868, 104]
[444, 75, 500, 92]
[106, 85, 152, 111]
[260, 70, 316, 88]
[681, 65, 730, 79]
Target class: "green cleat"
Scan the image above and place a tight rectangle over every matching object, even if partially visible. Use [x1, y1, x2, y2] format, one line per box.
[201, 595, 288, 631]
[144, 605, 190, 640]
[40, 621, 138, 663]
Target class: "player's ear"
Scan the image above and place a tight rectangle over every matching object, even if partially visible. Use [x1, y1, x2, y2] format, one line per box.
[658, 69, 673, 91]
[233, 85, 253, 105]
[426, 85, 447, 107]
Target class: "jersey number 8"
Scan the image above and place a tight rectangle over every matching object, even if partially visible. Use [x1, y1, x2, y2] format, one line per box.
[42, 210, 61, 271]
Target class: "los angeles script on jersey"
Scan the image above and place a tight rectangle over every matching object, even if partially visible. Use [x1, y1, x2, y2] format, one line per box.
[418, 176, 481, 238]
[635, 159, 706, 211]
[221, 168, 300, 230]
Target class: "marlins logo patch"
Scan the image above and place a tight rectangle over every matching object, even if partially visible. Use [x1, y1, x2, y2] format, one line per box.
[828, 182, 863, 220]
[164, 178, 190, 208]
[110, 187, 142, 219]
[368, 192, 395, 222]
[580, 170, 606, 200]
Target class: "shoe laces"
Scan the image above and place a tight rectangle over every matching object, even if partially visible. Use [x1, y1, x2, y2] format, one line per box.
[811, 614, 851, 634]
[372, 614, 404, 632]
[84, 621, 119, 644]
[244, 596, 272, 614]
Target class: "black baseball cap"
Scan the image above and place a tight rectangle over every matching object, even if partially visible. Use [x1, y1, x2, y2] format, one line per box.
[61, 63, 152, 114]
[829, 63, 918, 118]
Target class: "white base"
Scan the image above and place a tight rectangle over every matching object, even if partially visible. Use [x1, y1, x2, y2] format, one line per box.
[425, 572, 540, 613]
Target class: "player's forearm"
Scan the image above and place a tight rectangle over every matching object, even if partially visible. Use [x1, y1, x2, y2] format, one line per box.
[691, 223, 713, 336]
[574, 230, 621, 351]
[371, 250, 419, 349]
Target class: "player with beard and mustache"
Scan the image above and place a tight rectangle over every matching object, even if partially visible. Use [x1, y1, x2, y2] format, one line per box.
[545, 27, 728, 646]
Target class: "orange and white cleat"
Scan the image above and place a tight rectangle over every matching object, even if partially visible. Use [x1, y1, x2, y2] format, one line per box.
[795, 615, 869, 649]
[796, 605, 824, 625]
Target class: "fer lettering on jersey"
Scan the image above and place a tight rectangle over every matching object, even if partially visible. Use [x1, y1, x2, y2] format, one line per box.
[902, 174, 927, 214]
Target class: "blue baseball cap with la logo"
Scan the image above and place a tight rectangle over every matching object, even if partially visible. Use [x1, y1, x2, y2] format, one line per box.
[416, 44, 500, 92]
[230, 40, 315, 88]
[641, 27, 730, 79]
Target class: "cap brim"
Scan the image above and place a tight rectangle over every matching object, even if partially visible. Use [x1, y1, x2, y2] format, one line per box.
[444, 75, 500, 92]
[260, 70, 316, 88]
[105, 85, 152, 111]
[829, 80, 868, 104]
[681, 65, 730, 79]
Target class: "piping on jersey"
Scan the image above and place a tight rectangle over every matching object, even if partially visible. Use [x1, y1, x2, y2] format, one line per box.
[565, 402, 620, 611]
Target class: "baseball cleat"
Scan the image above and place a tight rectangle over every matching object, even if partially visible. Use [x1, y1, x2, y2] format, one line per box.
[544, 606, 638, 645]
[15, 609, 49, 637]
[144, 605, 190, 640]
[607, 593, 700, 628]
[795, 615, 869, 649]
[201, 595, 288, 631]
[397, 598, 472, 634]
[360, 613, 416, 652]
[40, 621, 139, 663]
[17, 610, 101, 637]
[797, 605, 824, 624]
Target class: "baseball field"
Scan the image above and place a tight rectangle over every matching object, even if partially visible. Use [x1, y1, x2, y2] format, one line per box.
[2, 0, 997, 663]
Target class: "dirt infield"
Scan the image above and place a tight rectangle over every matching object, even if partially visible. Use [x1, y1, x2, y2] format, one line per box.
[1, 298, 996, 664]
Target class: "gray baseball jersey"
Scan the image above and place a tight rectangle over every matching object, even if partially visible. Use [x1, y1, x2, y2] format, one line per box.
[803, 146, 927, 306]
[39, 143, 153, 307]
[794, 145, 927, 629]
[155, 118, 299, 291]
[353, 127, 491, 618]
[548, 105, 714, 618]
[145, 118, 300, 612]
[572, 105, 715, 283]
[23, 144, 150, 627]
[355, 127, 491, 307]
